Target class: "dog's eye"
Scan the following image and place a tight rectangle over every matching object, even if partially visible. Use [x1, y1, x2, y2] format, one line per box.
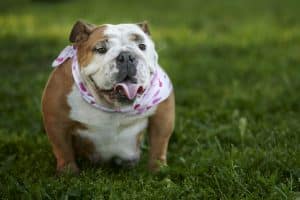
[138, 43, 146, 51]
[94, 47, 107, 54]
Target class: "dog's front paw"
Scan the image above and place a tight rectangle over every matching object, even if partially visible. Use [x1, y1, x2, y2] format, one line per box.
[56, 162, 80, 175]
[148, 159, 167, 172]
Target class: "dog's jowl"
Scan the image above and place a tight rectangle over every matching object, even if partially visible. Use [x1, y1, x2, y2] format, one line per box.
[42, 20, 175, 174]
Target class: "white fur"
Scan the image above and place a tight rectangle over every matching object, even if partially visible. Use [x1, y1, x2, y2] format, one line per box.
[67, 84, 157, 162]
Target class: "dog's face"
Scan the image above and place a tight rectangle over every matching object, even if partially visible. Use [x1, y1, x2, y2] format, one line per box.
[71, 21, 158, 106]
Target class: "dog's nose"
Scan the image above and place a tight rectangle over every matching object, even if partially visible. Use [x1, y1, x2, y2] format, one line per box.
[117, 51, 136, 64]
[116, 52, 137, 82]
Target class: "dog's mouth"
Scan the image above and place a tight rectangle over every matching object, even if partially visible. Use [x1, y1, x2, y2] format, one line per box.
[89, 77, 144, 103]
[114, 82, 144, 100]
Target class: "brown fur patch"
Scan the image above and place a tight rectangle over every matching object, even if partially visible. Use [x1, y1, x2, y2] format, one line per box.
[136, 21, 151, 35]
[75, 26, 107, 67]
[148, 91, 175, 171]
[69, 20, 96, 43]
[72, 134, 101, 163]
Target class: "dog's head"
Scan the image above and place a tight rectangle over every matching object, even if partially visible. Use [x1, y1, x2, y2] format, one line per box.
[70, 20, 158, 107]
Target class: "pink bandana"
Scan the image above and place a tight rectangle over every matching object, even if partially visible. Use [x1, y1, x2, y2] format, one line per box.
[52, 45, 173, 115]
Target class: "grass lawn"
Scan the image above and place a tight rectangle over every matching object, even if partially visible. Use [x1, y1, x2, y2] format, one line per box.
[0, 0, 300, 199]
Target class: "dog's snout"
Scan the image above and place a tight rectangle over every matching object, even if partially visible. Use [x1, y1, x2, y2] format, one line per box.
[116, 51, 137, 82]
[117, 52, 136, 64]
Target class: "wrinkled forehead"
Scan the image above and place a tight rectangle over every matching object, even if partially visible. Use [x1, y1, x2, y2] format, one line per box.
[89, 24, 148, 44]
[105, 24, 146, 38]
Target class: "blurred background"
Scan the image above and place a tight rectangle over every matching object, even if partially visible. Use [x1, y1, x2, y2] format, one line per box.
[0, 0, 299, 198]
[1, 0, 300, 133]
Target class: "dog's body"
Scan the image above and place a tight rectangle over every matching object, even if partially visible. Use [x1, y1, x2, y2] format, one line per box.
[68, 83, 154, 163]
[42, 21, 175, 173]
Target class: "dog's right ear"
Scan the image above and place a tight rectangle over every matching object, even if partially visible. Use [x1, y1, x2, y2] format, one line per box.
[137, 21, 150, 35]
[69, 20, 96, 43]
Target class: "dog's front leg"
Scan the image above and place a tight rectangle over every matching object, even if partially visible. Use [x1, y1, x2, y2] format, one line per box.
[148, 92, 175, 172]
[44, 120, 79, 174]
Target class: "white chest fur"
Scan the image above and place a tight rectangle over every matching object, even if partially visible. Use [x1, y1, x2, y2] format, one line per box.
[67, 85, 156, 161]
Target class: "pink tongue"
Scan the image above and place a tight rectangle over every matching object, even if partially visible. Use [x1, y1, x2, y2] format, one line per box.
[115, 82, 143, 100]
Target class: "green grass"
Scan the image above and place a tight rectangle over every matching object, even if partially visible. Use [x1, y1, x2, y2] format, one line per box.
[1, 0, 300, 199]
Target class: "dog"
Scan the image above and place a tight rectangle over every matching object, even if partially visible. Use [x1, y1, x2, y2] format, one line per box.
[42, 20, 175, 174]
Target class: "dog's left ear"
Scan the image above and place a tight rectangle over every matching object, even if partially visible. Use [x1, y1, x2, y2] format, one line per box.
[137, 21, 150, 35]
[69, 20, 96, 43]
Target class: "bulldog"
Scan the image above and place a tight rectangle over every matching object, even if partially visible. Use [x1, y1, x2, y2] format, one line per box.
[42, 20, 175, 174]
